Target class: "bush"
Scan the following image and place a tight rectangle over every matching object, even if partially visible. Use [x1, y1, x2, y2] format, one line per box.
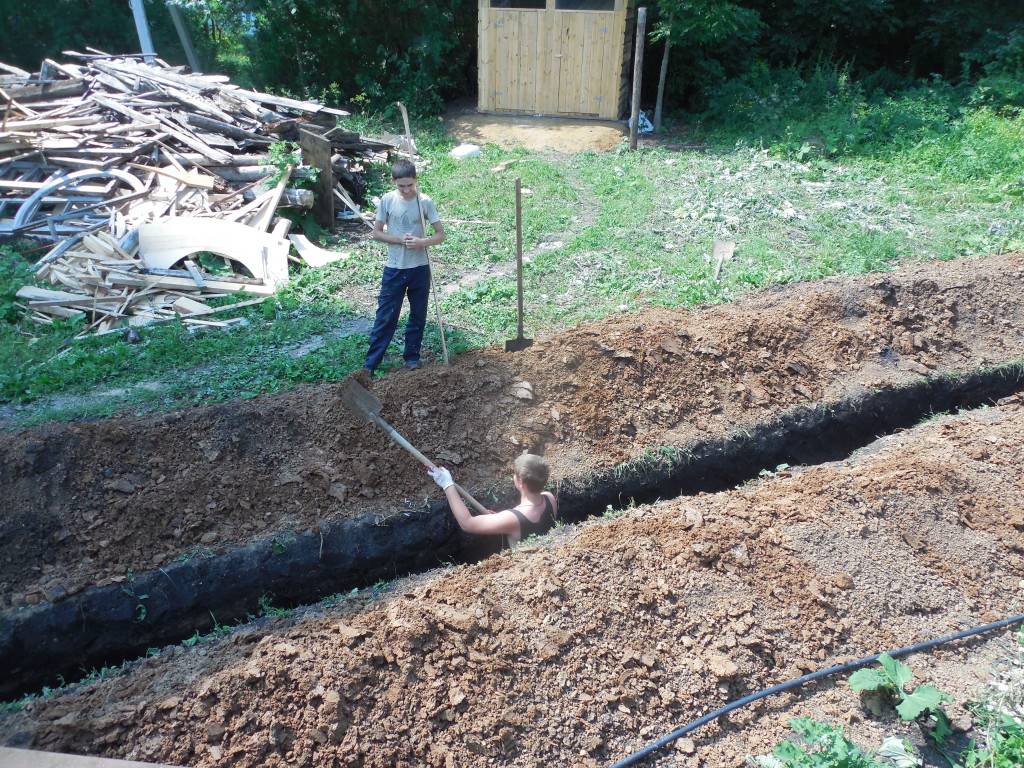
[0, 246, 34, 325]
[699, 61, 961, 159]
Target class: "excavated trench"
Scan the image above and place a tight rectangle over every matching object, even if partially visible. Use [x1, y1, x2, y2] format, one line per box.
[2, 362, 1024, 699]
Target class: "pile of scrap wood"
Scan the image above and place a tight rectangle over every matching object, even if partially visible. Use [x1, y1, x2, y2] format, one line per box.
[0, 52, 401, 336]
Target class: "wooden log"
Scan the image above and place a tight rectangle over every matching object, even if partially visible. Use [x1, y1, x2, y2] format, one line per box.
[185, 113, 268, 143]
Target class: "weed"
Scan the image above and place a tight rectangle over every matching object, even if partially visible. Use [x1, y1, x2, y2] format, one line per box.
[120, 569, 149, 623]
[257, 593, 292, 618]
[749, 716, 911, 767]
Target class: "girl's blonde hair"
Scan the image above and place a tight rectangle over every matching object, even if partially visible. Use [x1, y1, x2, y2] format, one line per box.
[513, 453, 550, 493]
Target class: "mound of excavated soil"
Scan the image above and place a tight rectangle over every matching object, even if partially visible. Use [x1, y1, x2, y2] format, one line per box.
[3, 393, 1023, 767]
[3, 254, 1024, 606]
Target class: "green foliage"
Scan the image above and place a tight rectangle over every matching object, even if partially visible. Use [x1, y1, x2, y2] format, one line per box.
[699, 61, 960, 159]
[962, 716, 1024, 767]
[850, 653, 950, 723]
[751, 717, 892, 768]
[0, 0, 188, 74]
[268, 140, 301, 186]
[0, 246, 34, 324]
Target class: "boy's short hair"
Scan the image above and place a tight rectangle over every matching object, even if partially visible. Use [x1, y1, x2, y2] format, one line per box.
[391, 159, 417, 179]
[514, 453, 550, 493]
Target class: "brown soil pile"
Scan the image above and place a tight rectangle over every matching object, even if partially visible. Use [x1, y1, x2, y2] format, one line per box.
[4, 393, 1023, 767]
[4, 254, 1024, 606]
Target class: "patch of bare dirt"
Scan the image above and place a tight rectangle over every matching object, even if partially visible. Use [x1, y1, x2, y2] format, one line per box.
[2, 254, 1024, 607]
[3, 393, 1022, 767]
[444, 101, 626, 153]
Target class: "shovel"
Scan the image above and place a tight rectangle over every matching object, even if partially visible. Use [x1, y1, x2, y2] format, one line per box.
[505, 177, 534, 353]
[340, 378, 488, 515]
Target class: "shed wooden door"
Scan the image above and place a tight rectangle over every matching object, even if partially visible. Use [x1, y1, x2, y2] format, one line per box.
[548, 9, 617, 115]
[479, 0, 629, 119]
[491, 9, 542, 111]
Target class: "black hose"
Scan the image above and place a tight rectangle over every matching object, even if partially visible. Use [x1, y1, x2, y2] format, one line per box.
[609, 612, 1024, 768]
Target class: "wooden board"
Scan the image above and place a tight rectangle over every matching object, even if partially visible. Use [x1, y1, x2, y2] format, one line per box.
[298, 128, 334, 229]
[0, 746, 183, 768]
[289, 234, 349, 268]
[137, 218, 289, 288]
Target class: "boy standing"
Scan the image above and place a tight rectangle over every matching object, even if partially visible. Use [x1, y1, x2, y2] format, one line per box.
[363, 159, 446, 374]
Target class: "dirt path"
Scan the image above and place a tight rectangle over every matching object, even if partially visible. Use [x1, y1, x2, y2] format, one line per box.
[3, 254, 1024, 609]
[3, 391, 1021, 767]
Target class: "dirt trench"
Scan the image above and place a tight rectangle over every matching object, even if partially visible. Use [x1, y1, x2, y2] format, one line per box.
[2, 387, 1022, 768]
[4, 253, 1024, 609]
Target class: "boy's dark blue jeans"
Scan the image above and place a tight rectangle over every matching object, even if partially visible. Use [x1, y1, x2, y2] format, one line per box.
[364, 265, 430, 371]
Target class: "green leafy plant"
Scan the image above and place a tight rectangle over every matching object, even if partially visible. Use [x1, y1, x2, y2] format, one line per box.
[850, 654, 950, 721]
[850, 654, 953, 751]
[750, 717, 905, 767]
[268, 140, 301, 186]
[120, 569, 149, 623]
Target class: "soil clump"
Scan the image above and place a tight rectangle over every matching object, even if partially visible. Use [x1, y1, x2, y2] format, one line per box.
[3, 393, 1023, 767]
[3, 253, 1024, 606]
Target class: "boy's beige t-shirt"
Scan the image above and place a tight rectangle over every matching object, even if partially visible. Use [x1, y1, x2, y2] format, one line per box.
[376, 190, 440, 269]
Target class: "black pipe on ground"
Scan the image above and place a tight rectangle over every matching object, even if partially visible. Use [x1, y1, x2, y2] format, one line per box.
[609, 613, 1024, 767]
[2, 362, 1023, 699]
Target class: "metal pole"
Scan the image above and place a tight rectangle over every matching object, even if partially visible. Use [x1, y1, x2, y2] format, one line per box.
[167, 2, 202, 71]
[629, 6, 648, 151]
[129, 0, 157, 58]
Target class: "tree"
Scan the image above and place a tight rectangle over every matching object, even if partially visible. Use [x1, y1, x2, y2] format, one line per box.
[650, 0, 762, 124]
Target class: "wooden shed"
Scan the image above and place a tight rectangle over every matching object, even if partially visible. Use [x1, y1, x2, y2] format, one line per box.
[477, 0, 636, 120]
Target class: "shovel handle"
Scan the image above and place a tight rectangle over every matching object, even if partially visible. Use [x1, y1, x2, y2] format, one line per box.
[371, 413, 490, 515]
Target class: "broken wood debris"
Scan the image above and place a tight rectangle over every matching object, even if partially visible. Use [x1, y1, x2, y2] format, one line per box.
[1, 54, 399, 336]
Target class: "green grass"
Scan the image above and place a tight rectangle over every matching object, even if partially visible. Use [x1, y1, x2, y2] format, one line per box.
[2, 79, 1023, 426]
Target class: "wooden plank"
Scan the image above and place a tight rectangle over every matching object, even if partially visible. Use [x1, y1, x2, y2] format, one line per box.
[183, 259, 205, 287]
[106, 272, 275, 296]
[16, 285, 94, 302]
[126, 162, 215, 190]
[1, 115, 97, 131]
[298, 128, 334, 229]
[172, 295, 210, 315]
[478, 0, 493, 111]
[539, 8, 558, 114]
[0, 745, 185, 767]
[289, 234, 349, 267]
[333, 185, 374, 229]
[520, 11, 539, 111]
[249, 165, 292, 233]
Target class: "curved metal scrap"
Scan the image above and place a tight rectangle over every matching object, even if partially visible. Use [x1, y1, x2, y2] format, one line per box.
[12, 169, 147, 229]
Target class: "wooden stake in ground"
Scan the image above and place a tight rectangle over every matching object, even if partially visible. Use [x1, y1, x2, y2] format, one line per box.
[629, 6, 648, 151]
[505, 177, 533, 353]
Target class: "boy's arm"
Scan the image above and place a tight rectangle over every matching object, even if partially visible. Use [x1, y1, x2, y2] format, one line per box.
[371, 219, 405, 245]
[442, 485, 519, 536]
[406, 220, 446, 249]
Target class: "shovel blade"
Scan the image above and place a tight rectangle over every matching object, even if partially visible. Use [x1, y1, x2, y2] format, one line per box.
[505, 336, 534, 352]
[340, 377, 382, 424]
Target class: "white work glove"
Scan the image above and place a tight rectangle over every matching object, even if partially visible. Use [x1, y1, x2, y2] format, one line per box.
[428, 466, 454, 491]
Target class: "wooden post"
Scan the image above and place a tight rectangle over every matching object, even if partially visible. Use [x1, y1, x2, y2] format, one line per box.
[654, 14, 672, 132]
[629, 6, 648, 150]
[129, 0, 156, 58]
[166, 2, 202, 72]
[298, 129, 335, 230]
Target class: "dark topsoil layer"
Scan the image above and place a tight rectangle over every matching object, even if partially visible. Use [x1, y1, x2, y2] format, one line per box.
[3, 387, 1023, 767]
[4, 253, 1024, 606]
